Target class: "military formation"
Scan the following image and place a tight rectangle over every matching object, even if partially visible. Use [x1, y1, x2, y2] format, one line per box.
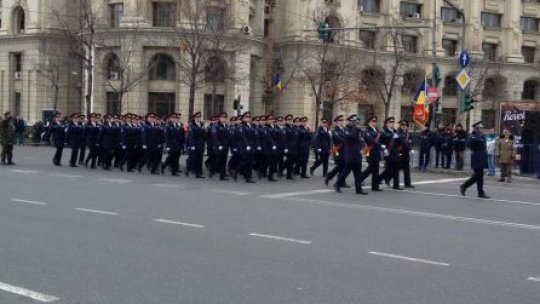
[39, 110, 490, 198]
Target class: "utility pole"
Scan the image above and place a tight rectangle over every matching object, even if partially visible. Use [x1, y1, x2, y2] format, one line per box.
[430, 0, 438, 129]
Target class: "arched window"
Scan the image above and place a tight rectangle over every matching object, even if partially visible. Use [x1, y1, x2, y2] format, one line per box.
[443, 75, 458, 96]
[106, 53, 121, 80]
[205, 56, 226, 83]
[13, 6, 25, 34]
[482, 76, 506, 102]
[149, 54, 176, 81]
[522, 80, 538, 100]
[324, 15, 341, 43]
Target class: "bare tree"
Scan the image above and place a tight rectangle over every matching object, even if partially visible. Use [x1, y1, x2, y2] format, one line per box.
[52, 0, 102, 115]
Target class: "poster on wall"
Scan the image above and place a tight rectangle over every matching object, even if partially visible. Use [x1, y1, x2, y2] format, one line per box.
[499, 102, 540, 144]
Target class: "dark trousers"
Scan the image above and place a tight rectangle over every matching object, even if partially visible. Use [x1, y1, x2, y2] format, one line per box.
[327, 157, 345, 185]
[400, 160, 412, 186]
[311, 152, 329, 176]
[337, 162, 363, 192]
[1, 144, 14, 163]
[462, 167, 485, 196]
[380, 160, 400, 189]
[102, 147, 114, 169]
[213, 153, 228, 178]
[435, 147, 442, 167]
[78, 145, 86, 164]
[240, 153, 254, 180]
[188, 150, 204, 175]
[455, 150, 464, 170]
[85, 144, 99, 168]
[148, 147, 162, 173]
[266, 155, 278, 179]
[53, 144, 64, 165]
[359, 161, 380, 190]
[442, 151, 452, 169]
[284, 154, 296, 178]
[228, 152, 240, 173]
[69, 145, 80, 165]
[162, 150, 181, 174]
[113, 147, 124, 168]
[298, 153, 309, 177]
[419, 147, 430, 169]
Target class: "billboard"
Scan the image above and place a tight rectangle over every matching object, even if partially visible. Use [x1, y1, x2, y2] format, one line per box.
[499, 102, 540, 144]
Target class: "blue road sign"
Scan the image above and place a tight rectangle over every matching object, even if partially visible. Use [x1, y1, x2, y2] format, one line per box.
[459, 51, 470, 68]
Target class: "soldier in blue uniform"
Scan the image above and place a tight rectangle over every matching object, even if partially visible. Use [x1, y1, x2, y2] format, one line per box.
[210, 112, 230, 180]
[296, 116, 312, 178]
[262, 115, 280, 182]
[397, 120, 414, 188]
[78, 114, 89, 165]
[237, 112, 257, 183]
[142, 113, 164, 175]
[161, 113, 185, 176]
[186, 111, 206, 178]
[378, 117, 403, 190]
[418, 125, 433, 171]
[281, 115, 299, 180]
[334, 115, 367, 195]
[205, 116, 218, 175]
[358, 116, 383, 191]
[325, 115, 346, 187]
[66, 114, 84, 167]
[460, 121, 490, 199]
[50, 113, 66, 166]
[84, 113, 101, 169]
[310, 118, 331, 177]
[275, 116, 285, 177]
[98, 114, 120, 170]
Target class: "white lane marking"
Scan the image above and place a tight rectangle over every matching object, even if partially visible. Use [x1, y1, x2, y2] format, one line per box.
[0, 281, 60, 303]
[287, 197, 540, 231]
[49, 173, 83, 178]
[74, 208, 118, 215]
[368, 251, 450, 267]
[402, 189, 540, 207]
[97, 178, 132, 184]
[10, 198, 47, 206]
[153, 219, 205, 228]
[260, 189, 333, 199]
[209, 189, 252, 196]
[413, 178, 468, 185]
[528, 276, 540, 282]
[248, 233, 312, 245]
[9, 169, 38, 174]
[151, 183, 186, 189]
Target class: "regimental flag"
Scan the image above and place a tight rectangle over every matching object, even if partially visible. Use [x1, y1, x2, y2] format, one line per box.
[274, 73, 284, 95]
[412, 80, 429, 126]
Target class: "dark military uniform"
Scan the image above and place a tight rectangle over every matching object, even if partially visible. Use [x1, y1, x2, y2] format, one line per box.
[187, 121, 206, 177]
[84, 119, 100, 169]
[296, 123, 312, 178]
[162, 120, 185, 176]
[326, 125, 346, 186]
[210, 121, 230, 180]
[335, 118, 366, 195]
[397, 126, 413, 187]
[99, 120, 120, 170]
[418, 127, 433, 171]
[238, 120, 257, 182]
[359, 125, 383, 191]
[50, 119, 66, 166]
[310, 125, 331, 177]
[379, 126, 402, 190]
[262, 119, 280, 181]
[66, 119, 84, 167]
[460, 126, 489, 198]
[281, 122, 299, 180]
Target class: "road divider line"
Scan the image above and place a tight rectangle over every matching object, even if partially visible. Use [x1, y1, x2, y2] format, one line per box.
[368, 251, 450, 267]
[151, 184, 186, 189]
[0, 281, 59, 303]
[10, 198, 47, 206]
[9, 169, 39, 174]
[209, 189, 252, 196]
[287, 197, 540, 231]
[412, 178, 468, 185]
[260, 189, 333, 199]
[402, 189, 540, 207]
[49, 173, 83, 178]
[153, 219, 205, 228]
[248, 233, 312, 245]
[528, 276, 540, 282]
[97, 178, 132, 184]
[74, 208, 118, 215]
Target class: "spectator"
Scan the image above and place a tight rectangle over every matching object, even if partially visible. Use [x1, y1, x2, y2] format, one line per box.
[453, 123, 467, 171]
[496, 129, 516, 183]
[486, 134, 498, 176]
[15, 116, 26, 145]
[32, 120, 45, 145]
[0, 111, 16, 165]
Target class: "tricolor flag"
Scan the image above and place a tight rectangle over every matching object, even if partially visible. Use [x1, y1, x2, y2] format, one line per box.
[274, 73, 284, 95]
[412, 80, 429, 126]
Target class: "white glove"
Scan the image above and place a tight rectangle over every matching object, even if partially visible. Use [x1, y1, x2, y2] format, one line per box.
[190, 146, 195, 151]
[384, 149, 389, 157]
[166, 148, 170, 152]
[272, 145, 277, 150]
[142, 145, 147, 150]
[393, 133, 399, 139]
[233, 148, 237, 152]
[122, 145, 126, 150]
[317, 149, 322, 152]
[218, 146, 223, 150]
[157, 145, 162, 148]
[246, 146, 252, 151]
[257, 146, 262, 151]
[381, 145, 386, 150]
[284, 149, 289, 154]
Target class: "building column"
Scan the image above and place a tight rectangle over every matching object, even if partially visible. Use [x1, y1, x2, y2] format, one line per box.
[502, 0, 524, 63]
[463, 0, 483, 57]
[233, 51, 251, 111]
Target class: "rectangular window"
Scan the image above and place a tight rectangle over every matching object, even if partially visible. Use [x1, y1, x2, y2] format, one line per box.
[400, 2, 421, 17]
[359, 0, 380, 13]
[204, 94, 225, 119]
[441, 7, 460, 23]
[482, 43, 498, 61]
[359, 30, 376, 49]
[402, 35, 417, 53]
[441, 108, 457, 126]
[357, 104, 375, 126]
[153, 2, 176, 27]
[14, 53, 22, 72]
[521, 17, 539, 32]
[522, 46, 536, 63]
[148, 92, 175, 117]
[14, 92, 21, 116]
[264, 19, 270, 37]
[110, 3, 123, 28]
[106, 92, 122, 114]
[442, 39, 457, 57]
[481, 12, 502, 28]
[206, 6, 225, 31]
[481, 109, 496, 129]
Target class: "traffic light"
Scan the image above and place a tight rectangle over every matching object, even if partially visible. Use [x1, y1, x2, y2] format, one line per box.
[233, 99, 239, 110]
[318, 22, 329, 42]
[464, 94, 475, 112]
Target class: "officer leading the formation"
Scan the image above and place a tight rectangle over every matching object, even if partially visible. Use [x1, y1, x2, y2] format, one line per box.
[460, 121, 490, 199]
[334, 115, 367, 195]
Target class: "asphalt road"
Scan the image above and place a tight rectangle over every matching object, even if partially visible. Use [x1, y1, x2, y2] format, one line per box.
[1, 146, 539, 304]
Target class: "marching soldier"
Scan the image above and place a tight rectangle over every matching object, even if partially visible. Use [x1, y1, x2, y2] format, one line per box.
[397, 120, 414, 188]
[238, 112, 257, 183]
[161, 113, 185, 176]
[84, 113, 101, 169]
[50, 113, 66, 166]
[275, 116, 285, 177]
[99, 114, 120, 170]
[334, 115, 367, 195]
[460, 121, 490, 199]
[379, 117, 402, 190]
[310, 118, 331, 177]
[210, 112, 230, 180]
[142, 113, 164, 175]
[66, 114, 84, 167]
[325, 115, 346, 187]
[281, 115, 298, 180]
[186, 112, 206, 178]
[358, 116, 383, 192]
[297, 116, 312, 178]
[262, 115, 280, 182]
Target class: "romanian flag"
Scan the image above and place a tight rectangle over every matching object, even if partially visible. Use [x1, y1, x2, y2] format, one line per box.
[274, 73, 284, 95]
[412, 80, 429, 126]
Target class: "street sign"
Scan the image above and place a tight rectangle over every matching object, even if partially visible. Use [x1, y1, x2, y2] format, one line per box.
[456, 69, 471, 90]
[459, 51, 470, 68]
[427, 87, 439, 104]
